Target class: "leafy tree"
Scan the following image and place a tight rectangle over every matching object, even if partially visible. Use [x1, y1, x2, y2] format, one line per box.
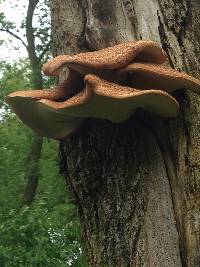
[0, 60, 87, 266]
[0, 0, 52, 205]
[0, 1, 87, 265]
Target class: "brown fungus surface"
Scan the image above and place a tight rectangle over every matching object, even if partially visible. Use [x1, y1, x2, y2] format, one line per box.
[42, 40, 167, 77]
[119, 63, 200, 93]
[6, 94, 83, 139]
[5, 40, 200, 139]
[39, 74, 179, 121]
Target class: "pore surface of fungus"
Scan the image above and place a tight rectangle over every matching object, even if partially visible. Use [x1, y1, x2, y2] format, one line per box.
[6, 94, 83, 139]
[5, 40, 200, 139]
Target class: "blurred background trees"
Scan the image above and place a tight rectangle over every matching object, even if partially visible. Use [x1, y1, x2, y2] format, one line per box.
[1, 0, 51, 206]
[0, 1, 87, 266]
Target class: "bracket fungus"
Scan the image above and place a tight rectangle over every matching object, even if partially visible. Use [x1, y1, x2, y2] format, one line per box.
[5, 40, 200, 139]
[118, 63, 200, 93]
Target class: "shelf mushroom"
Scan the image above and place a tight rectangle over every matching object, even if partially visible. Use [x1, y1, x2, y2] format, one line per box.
[5, 40, 200, 139]
[6, 90, 83, 139]
[39, 74, 180, 121]
[6, 73, 179, 139]
[118, 63, 200, 93]
[42, 40, 167, 77]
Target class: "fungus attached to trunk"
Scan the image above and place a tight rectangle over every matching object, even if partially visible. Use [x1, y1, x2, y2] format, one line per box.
[119, 63, 200, 93]
[5, 40, 200, 139]
[38, 74, 179, 121]
[42, 40, 167, 77]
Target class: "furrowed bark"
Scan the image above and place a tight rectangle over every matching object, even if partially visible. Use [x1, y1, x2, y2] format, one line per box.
[53, 0, 200, 266]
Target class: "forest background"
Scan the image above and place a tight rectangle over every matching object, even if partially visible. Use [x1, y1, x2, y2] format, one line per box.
[0, 0, 87, 266]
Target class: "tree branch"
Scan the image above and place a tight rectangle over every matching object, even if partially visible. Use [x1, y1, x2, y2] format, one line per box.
[38, 40, 51, 61]
[26, 0, 40, 65]
[0, 28, 27, 48]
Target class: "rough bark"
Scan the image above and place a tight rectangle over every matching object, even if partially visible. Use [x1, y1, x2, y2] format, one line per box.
[53, 0, 200, 266]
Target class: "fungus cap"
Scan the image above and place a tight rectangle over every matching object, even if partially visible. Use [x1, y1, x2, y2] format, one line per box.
[39, 74, 180, 122]
[42, 40, 167, 77]
[119, 63, 200, 93]
[6, 40, 190, 140]
[6, 94, 83, 139]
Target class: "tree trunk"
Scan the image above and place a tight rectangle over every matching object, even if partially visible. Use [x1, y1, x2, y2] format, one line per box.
[22, 134, 43, 205]
[53, 0, 200, 266]
[22, 63, 43, 206]
[22, 62, 43, 205]
[22, 0, 44, 205]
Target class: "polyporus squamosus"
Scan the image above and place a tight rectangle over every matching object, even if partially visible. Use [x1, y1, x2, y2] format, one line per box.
[118, 63, 200, 93]
[6, 40, 200, 139]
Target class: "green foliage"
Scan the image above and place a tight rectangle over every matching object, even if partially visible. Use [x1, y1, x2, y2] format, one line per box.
[0, 59, 32, 106]
[33, 0, 51, 56]
[0, 0, 88, 264]
[0, 11, 15, 31]
[0, 61, 87, 266]
[0, 201, 86, 266]
[0, 0, 52, 65]
[0, 108, 87, 266]
[0, 58, 56, 108]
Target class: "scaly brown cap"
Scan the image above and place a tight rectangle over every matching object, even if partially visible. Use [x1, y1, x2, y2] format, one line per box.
[119, 63, 200, 93]
[42, 40, 167, 77]
[7, 69, 83, 101]
[38, 74, 179, 121]
[6, 41, 187, 140]
[6, 73, 179, 139]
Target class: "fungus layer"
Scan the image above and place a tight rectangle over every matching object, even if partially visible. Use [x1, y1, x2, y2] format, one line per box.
[6, 94, 83, 139]
[119, 63, 200, 93]
[42, 40, 167, 77]
[5, 40, 200, 139]
[39, 74, 180, 121]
